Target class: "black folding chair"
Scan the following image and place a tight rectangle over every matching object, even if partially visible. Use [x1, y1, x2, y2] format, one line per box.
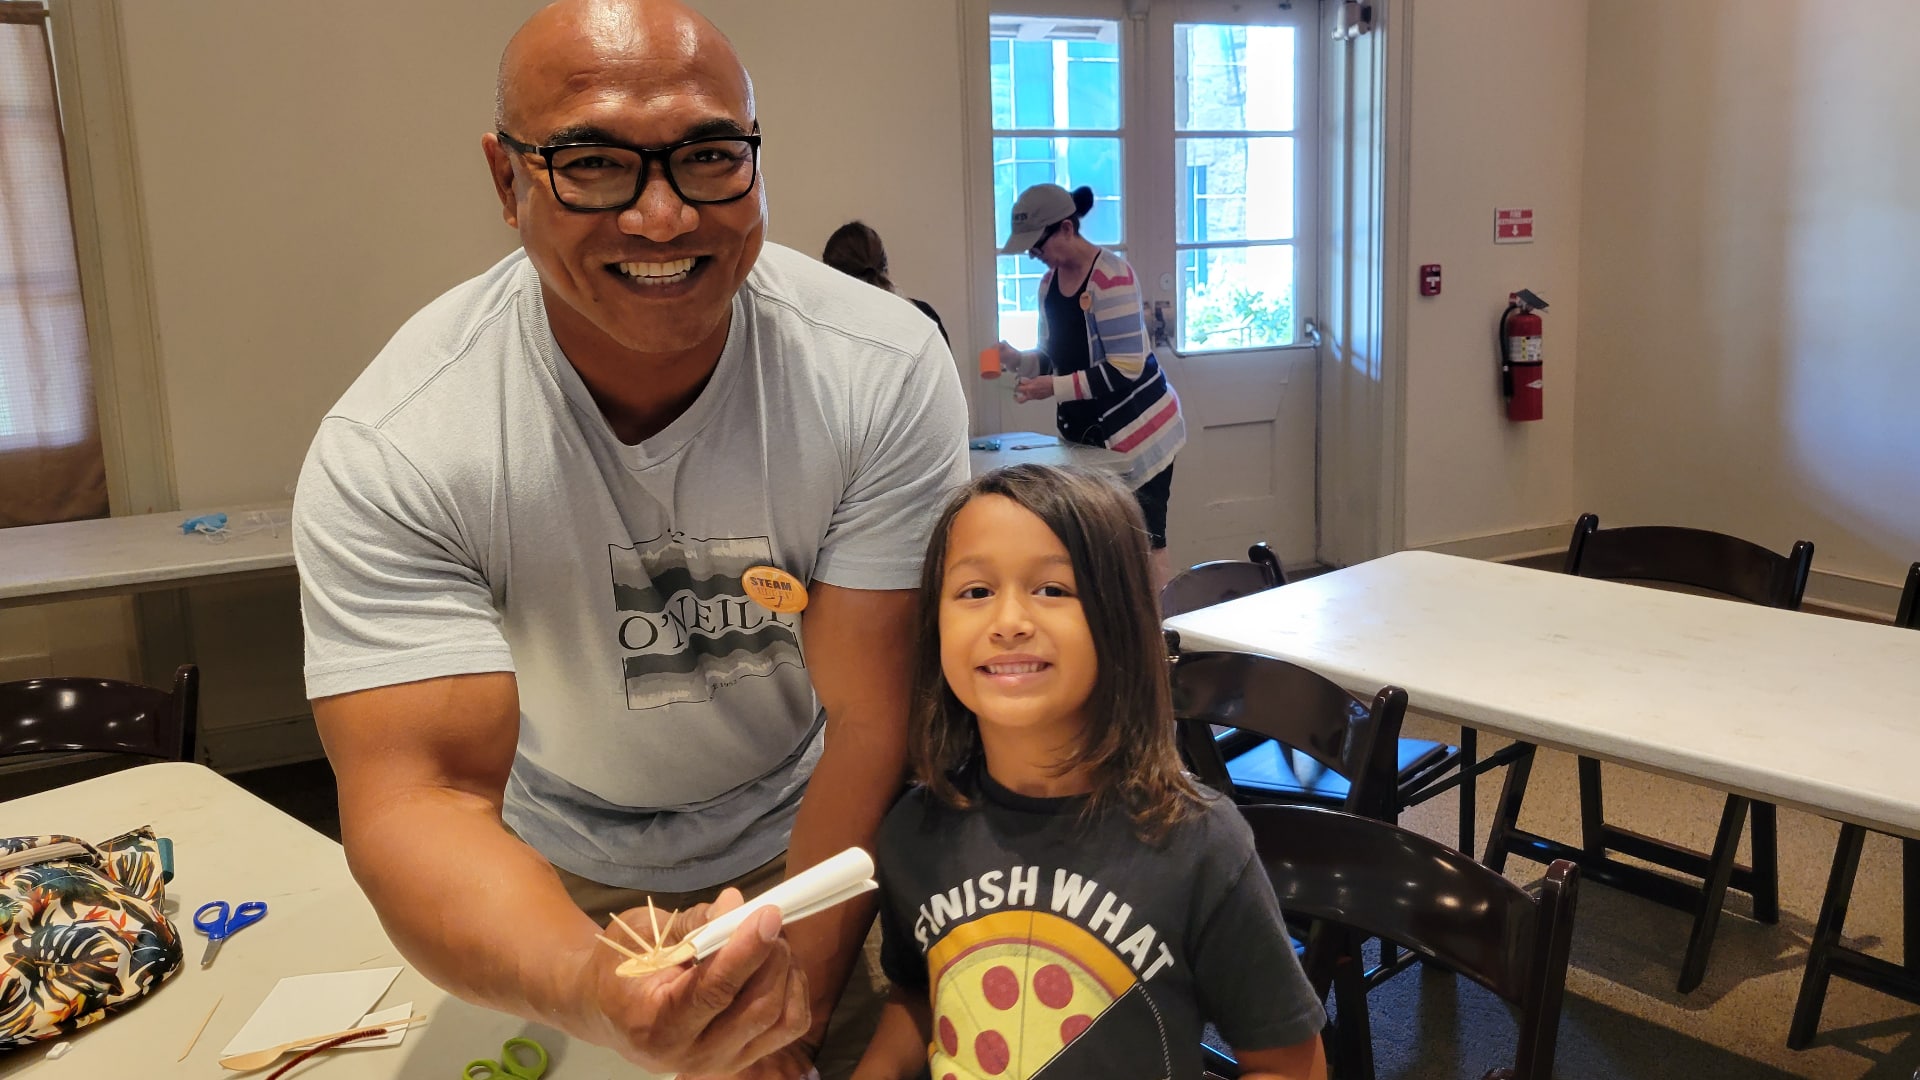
[1483, 513, 1813, 992]
[0, 665, 198, 764]
[1250, 804, 1579, 1080]
[1163, 549, 1471, 852]
[1172, 637, 1422, 1078]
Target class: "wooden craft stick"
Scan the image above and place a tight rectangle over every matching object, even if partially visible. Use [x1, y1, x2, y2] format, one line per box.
[647, 897, 662, 945]
[217, 1014, 428, 1072]
[178, 994, 222, 1061]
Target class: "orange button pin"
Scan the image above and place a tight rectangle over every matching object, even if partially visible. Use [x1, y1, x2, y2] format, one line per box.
[742, 566, 809, 613]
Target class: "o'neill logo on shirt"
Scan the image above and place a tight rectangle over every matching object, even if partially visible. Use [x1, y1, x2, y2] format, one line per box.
[606, 533, 803, 710]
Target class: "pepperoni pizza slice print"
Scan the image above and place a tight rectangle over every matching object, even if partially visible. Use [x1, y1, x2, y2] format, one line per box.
[924, 910, 1154, 1079]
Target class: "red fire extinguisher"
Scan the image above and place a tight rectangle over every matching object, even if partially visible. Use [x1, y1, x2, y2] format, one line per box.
[1499, 288, 1548, 422]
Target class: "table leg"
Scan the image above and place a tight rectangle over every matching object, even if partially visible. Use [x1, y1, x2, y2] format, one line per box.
[1751, 802, 1781, 925]
[1577, 756, 1606, 854]
[1789, 823, 1866, 1050]
[1678, 795, 1749, 994]
[1905, 836, 1918, 972]
[1482, 743, 1535, 872]
[1458, 727, 1477, 855]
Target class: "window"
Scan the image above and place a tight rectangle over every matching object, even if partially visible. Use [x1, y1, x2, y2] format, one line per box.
[978, 8, 1310, 362]
[990, 15, 1123, 350]
[1174, 23, 1297, 352]
[0, 0, 107, 526]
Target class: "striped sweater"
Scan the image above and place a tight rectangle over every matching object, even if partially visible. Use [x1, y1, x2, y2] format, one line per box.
[1014, 249, 1186, 489]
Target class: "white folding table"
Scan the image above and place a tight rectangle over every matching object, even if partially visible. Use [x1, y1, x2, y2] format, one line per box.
[0, 505, 295, 611]
[1164, 550, 1920, 840]
[0, 762, 661, 1078]
[1164, 549, 1920, 1024]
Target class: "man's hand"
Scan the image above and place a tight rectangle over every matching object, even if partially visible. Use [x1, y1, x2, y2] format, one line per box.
[319, 673, 811, 1075]
[1013, 376, 1054, 403]
[585, 889, 812, 1074]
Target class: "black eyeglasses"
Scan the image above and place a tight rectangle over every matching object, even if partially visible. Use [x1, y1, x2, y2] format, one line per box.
[1029, 221, 1065, 256]
[495, 127, 762, 211]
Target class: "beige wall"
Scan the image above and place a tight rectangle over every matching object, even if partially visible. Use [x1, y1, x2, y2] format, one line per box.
[102, 0, 969, 767]
[686, 0, 972, 356]
[118, 1, 539, 509]
[1578, 0, 1920, 600]
[119, 0, 969, 510]
[111, 1, 541, 766]
[1400, 0, 1588, 549]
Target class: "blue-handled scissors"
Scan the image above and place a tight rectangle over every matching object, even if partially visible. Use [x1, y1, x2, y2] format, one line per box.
[193, 899, 267, 968]
[464, 1036, 547, 1079]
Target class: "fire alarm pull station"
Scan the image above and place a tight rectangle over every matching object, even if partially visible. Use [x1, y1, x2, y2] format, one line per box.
[1420, 264, 1442, 297]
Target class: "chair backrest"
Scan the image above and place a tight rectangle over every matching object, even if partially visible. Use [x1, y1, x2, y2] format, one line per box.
[1244, 803, 1580, 1080]
[1160, 542, 1288, 618]
[1896, 562, 1920, 630]
[0, 664, 198, 763]
[1563, 512, 1815, 609]
[1168, 641, 1405, 821]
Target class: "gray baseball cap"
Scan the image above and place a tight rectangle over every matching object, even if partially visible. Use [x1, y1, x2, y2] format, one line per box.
[998, 184, 1077, 254]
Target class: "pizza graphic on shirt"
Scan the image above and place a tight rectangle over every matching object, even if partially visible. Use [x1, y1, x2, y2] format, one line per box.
[925, 910, 1155, 1079]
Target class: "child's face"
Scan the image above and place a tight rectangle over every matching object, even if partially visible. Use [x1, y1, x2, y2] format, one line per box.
[938, 494, 1099, 748]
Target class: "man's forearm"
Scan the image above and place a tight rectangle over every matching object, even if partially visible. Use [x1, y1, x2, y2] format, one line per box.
[781, 731, 906, 1046]
[342, 784, 602, 1035]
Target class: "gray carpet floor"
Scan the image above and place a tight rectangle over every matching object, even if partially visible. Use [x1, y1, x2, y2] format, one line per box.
[1386, 711, 1919, 1079]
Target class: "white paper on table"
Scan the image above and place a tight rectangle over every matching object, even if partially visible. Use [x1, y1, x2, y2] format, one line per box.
[219, 967, 403, 1057]
[345, 1002, 417, 1049]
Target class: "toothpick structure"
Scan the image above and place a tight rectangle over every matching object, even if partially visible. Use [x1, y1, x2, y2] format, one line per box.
[600, 902, 698, 976]
[593, 847, 878, 979]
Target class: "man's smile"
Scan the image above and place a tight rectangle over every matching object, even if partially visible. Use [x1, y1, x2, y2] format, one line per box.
[609, 256, 706, 290]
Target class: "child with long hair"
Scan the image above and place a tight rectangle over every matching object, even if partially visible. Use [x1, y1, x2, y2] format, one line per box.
[853, 464, 1327, 1080]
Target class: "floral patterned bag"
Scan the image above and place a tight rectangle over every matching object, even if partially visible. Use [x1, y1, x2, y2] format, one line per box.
[0, 827, 183, 1048]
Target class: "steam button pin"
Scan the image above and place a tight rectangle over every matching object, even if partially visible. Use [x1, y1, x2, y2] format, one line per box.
[742, 565, 809, 613]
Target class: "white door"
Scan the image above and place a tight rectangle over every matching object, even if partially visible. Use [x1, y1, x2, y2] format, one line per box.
[975, 1, 1319, 573]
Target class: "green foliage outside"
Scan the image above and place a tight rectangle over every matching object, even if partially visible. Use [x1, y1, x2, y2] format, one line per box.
[1185, 283, 1293, 350]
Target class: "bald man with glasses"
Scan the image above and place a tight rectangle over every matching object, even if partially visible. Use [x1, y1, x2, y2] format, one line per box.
[290, 2, 967, 1077]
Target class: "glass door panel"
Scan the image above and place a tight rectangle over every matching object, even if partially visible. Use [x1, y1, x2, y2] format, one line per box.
[989, 15, 1126, 349]
[1172, 23, 1300, 354]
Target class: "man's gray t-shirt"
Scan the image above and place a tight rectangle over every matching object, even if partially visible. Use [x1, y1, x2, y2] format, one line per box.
[294, 243, 969, 890]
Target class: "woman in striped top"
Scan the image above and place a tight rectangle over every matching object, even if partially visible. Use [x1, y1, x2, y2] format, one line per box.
[995, 183, 1187, 584]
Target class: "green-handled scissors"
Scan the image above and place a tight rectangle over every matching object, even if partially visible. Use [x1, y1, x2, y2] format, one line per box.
[464, 1037, 547, 1079]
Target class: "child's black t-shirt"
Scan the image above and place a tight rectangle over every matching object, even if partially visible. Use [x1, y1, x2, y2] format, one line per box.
[875, 767, 1326, 1078]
